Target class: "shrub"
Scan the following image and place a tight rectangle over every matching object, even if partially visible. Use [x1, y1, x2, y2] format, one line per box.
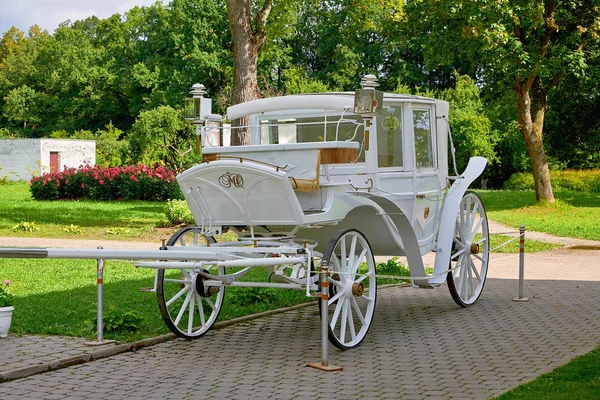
[504, 170, 600, 193]
[503, 173, 535, 191]
[87, 308, 142, 333]
[12, 221, 39, 232]
[164, 199, 195, 225]
[29, 164, 183, 201]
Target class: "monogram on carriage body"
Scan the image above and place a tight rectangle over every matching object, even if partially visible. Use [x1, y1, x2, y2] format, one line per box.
[218, 171, 244, 189]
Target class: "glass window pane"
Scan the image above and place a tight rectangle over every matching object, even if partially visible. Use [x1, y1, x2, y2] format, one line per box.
[413, 109, 433, 168]
[377, 105, 403, 168]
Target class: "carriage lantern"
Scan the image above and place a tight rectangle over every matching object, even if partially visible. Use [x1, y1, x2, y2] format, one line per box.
[354, 74, 383, 117]
[186, 83, 222, 151]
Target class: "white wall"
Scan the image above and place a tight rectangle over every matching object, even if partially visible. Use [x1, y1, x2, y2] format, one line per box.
[0, 139, 41, 180]
[0, 139, 96, 181]
[39, 139, 96, 174]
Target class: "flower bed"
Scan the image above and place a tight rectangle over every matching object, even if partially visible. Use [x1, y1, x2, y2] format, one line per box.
[30, 164, 182, 201]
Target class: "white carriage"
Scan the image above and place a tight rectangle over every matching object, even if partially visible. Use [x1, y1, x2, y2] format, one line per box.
[0, 75, 489, 356]
[151, 75, 489, 348]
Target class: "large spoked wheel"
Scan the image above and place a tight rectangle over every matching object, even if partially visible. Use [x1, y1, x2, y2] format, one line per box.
[320, 229, 377, 349]
[447, 191, 489, 307]
[157, 227, 224, 339]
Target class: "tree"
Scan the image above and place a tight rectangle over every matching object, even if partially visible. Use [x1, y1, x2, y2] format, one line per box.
[402, 0, 600, 202]
[288, 0, 405, 91]
[127, 105, 197, 172]
[225, 0, 274, 145]
[440, 74, 498, 174]
[3, 84, 40, 130]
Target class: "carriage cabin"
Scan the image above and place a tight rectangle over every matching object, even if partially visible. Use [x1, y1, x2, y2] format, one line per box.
[179, 77, 455, 258]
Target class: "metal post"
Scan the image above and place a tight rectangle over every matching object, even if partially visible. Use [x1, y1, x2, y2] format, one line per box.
[513, 225, 529, 302]
[85, 246, 115, 346]
[320, 263, 329, 365]
[96, 257, 105, 341]
[307, 262, 342, 371]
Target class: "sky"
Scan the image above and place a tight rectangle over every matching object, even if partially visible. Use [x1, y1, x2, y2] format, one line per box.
[0, 0, 166, 36]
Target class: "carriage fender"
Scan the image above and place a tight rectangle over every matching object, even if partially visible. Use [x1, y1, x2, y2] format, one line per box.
[346, 192, 431, 288]
[430, 156, 487, 285]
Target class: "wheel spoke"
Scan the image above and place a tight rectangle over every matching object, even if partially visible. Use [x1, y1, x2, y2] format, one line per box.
[195, 293, 206, 327]
[166, 286, 188, 307]
[350, 296, 366, 325]
[451, 247, 467, 260]
[469, 216, 484, 242]
[340, 298, 349, 343]
[352, 248, 368, 276]
[165, 278, 188, 284]
[464, 196, 471, 231]
[328, 276, 344, 289]
[204, 296, 217, 312]
[331, 253, 342, 272]
[340, 236, 347, 271]
[469, 201, 479, 231]
[347, 300, 356, 341]
[330, 298, 343, 329]
[469, 257, 482, 283]
[330, 290, 344, 304]
[348, 235, 357, 272]
[174, 290, 192, 326]
[473, 252, 486, 263]
[188, 292, 196, 333]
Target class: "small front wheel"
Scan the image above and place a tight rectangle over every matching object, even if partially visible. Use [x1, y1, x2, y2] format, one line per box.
[157, 227, 224, 339]
[320, 229, 377, 349]
[447, 191, 489, 307]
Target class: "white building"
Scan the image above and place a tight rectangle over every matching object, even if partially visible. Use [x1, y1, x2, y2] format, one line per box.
[0, 138, 96, 181]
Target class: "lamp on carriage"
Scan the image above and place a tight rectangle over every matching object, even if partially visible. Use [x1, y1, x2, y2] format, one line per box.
[185, 83, 215, 153]
[354, 74, 383, 150]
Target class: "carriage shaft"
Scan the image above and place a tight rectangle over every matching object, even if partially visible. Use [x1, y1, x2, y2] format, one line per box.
[135, 256, 306, 270]
[0, 247, 233, 261]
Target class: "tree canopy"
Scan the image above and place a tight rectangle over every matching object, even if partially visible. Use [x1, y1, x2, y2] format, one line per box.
[0, 0, 598, 191]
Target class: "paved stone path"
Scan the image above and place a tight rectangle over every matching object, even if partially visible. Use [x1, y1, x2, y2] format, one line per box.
[0, 223, 599, 399]
[1, 275, 600, 399]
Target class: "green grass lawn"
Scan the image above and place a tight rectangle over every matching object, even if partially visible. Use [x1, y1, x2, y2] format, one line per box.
[495, 347, 600, 399]
[478, 190, 600, 241]
[0, 182, 176, 241]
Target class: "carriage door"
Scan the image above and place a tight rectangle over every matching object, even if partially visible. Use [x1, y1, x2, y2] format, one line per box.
[412, 105, 439, 245]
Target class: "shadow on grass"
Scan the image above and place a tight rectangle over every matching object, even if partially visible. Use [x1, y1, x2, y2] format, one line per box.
[5, 259, 312, 342]
[0, 203, 164, 227]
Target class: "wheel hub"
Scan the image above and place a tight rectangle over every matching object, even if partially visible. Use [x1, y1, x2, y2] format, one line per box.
[352, 282, 364, 296]
[194, 270, 218, 298]
[470, 243, 480, 254]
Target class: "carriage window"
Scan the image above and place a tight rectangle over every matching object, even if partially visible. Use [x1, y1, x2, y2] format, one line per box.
[413, 109, 434, 169]
[259, 114, 365, 161]
[377, 105, 403, 168]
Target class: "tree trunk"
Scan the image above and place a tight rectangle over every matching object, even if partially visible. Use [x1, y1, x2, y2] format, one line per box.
[515, 76, 555, 203]
[226, 0, 271, 146]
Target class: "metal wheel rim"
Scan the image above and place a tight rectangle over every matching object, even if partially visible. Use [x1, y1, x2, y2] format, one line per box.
[448, 192, 489, 306]
[157, 227, 224, 339]
[323, 229, 377, 349]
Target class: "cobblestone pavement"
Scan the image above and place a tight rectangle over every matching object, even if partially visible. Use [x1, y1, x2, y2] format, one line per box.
[1, 275, 599, 399]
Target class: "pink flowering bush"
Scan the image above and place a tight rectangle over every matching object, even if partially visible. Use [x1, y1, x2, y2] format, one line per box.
[30, 164, 182, 201]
